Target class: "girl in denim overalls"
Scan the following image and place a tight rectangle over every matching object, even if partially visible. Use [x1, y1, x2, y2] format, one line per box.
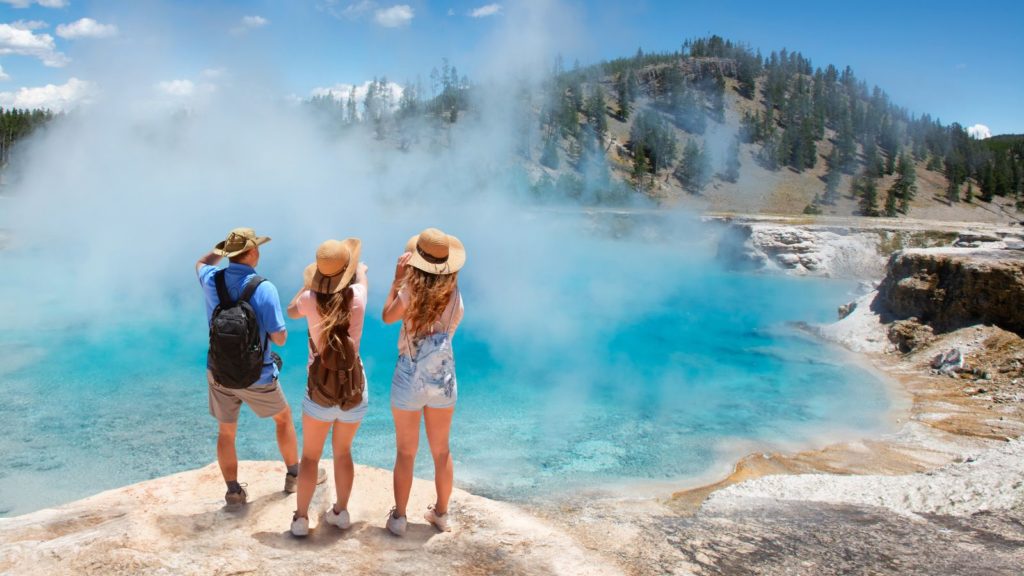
[381, 227, 465, 535]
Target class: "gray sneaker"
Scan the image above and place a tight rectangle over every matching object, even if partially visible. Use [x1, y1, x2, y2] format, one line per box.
[385, 507, 407, 536]
[284, 467, 327, 494]
[424, 505, 451, 532]
[224, 484, 248, 507]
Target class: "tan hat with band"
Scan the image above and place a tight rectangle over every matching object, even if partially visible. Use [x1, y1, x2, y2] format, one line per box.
[304, 238, 361, 294]
[213, 227, 271, 258]
[405, 227, 465, 275]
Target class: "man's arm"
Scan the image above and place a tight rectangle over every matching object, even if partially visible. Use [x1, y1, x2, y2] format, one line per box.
[196, 251, 221, 275]
[269, 330, 287, 346]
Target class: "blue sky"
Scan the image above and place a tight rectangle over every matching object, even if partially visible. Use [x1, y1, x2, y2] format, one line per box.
[1, 0, 1021, 135]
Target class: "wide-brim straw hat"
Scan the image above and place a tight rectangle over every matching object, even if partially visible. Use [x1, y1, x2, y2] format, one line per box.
[304, 238, 362, 294]
[405, 227, 465, 275]
[213, 227, 271, 258]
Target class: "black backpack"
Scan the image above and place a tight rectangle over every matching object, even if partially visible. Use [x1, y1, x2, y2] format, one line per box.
[208, 270, 266, 389]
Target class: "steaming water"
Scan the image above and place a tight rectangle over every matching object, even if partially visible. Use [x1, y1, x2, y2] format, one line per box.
[0, 231, 890, 516]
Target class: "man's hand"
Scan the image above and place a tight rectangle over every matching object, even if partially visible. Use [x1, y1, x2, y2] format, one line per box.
[196, 250, 222, 274]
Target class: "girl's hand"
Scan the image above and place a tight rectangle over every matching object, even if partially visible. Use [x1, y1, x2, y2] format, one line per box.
[394, 252, 412, 282]
[358, 262, 368, 275]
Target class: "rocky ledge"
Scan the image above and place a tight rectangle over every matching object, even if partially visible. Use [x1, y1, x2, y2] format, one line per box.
[714, 215, 1023, 279]
[0, 462, 613, 576]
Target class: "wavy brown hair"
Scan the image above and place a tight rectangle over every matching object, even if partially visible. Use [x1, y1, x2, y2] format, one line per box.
[314, 277, 357, 351]
[403, 267, 458, 339]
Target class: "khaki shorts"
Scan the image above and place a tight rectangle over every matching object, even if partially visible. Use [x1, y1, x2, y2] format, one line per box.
[207, 371, 289, 424]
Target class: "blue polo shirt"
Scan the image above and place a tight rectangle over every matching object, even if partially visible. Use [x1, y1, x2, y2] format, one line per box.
[198, 263, 287, 385]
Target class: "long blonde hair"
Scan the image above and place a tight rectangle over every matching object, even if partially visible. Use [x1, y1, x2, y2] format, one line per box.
[403, 267, 458, 338]
[314, 278, 356, 351]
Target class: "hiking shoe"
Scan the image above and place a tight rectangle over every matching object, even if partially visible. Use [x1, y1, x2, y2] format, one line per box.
[284, 467, 328, 494]
[290, 514, 309, 537]
[424, 505, 451, 532]
[385, 507, 407, 536]
[324, 505, 351, 530]
[224, 484, 248, 507]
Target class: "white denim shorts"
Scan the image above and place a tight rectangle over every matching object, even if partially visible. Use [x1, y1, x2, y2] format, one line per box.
[390, 335, 457, 411]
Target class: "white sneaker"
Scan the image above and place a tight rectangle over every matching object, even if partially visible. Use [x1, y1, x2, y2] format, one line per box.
[385, 507, 407, 536]
[424, 505, 451, 532]
[325, 505, 351, 530]
[290, 515, 309, 537]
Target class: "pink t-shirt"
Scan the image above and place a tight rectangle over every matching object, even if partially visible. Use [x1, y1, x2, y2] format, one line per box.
[295, 284, 367, 367]
[397, 287, 464, 357]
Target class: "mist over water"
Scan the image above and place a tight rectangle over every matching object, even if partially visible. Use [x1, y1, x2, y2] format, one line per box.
[0, 1, 892, 515]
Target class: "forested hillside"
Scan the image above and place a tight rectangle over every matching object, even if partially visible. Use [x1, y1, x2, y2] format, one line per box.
[3, 35, 1022, 221]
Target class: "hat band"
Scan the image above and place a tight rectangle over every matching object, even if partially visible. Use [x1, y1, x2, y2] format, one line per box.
[417, 244, 449, 264]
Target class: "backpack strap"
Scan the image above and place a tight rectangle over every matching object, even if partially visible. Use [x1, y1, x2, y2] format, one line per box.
[240, 275, 265, 303]
[214, 269, 232, 306]
[240, 275, 269, 364]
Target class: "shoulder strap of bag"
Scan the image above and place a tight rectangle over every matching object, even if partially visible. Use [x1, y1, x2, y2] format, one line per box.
[240, 275, 265, 303]
[214, 269, 232, 306]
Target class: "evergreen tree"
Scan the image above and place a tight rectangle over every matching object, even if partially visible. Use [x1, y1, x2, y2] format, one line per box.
[965, 180, 974, 203]
[890, 152, 918, 214]
[675, 139, 712, 193]
[616, 72, 631, 121]
[857, 176, 880, 216]
[346, 90, 357, 123]
[585, 85, 608, 142]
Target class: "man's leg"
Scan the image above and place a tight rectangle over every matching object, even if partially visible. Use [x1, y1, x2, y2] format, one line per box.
[271, 406, 299, 469]
[217, 421, 239, 482]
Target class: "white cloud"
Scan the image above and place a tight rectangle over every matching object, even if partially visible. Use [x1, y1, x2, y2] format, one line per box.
[0, 0, 68, 8]
[0, 23, 68, 67]
[374, 4, 413, 27]
[9, 20, 49, 31]
[56, 18, 119, 40]
[231, 15, 269, 35]
[967, 124, 992, 140]
[343, 0, 376, 18]
[470, 3, 502, 18]
[201, 68, 225, 79]
[155, 79, 195, 97]
[0, 78, 92, 111]
[0, 65, 8, 81]
[447, 8, 455, 16]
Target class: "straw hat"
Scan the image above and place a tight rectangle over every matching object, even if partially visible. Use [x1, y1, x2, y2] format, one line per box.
[405, 227, 465, 275]
[213, 227, 271, 258]
[303, 238, 362, 294]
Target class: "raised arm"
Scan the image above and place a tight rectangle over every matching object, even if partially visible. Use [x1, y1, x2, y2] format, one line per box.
[381, 252, 411, 324]
[196, 250, 222, 275]
[286, 287, 305, 320]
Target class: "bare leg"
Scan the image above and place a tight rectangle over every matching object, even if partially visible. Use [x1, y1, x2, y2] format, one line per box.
[217, 422, 239, 482]
[423, 406, 455, 515]
[391, 407, 422, 518]
[330, 421, 361, 511]
[271, 406, 299, 468]
[295, 415, 332, 519]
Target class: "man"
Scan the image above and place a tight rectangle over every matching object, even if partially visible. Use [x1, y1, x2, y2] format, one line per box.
[197, 227, 323, 506]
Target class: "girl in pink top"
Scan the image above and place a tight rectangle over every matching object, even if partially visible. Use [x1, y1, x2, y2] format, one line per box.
[285, 238, 368, 537]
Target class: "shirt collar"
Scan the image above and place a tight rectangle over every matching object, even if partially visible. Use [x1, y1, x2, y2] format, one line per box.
[226, 262, 256, 274]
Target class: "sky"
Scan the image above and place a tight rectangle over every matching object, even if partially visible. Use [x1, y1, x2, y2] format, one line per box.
[0, 0, 1021, 135]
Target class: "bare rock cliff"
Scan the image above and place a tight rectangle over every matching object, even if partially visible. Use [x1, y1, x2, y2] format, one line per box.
[877, 248, 1024, 335]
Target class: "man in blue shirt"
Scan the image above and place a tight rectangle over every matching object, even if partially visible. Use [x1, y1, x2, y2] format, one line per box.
[197, 227, 321, 506]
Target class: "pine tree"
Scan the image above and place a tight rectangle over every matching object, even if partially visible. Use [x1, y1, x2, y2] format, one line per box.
[965, 180, 974, 203]
[721, 137, 741, 183]
[675, 139, 711, 194]
[585, 85, 608, 143]
[891, 153, 918, 214]
[858, 176, 879, 216]
[616, 73, 631, 121]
